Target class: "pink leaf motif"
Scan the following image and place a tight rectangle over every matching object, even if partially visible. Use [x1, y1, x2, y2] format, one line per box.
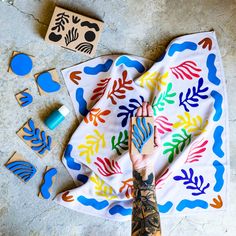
[154, 116, 173, 135]
[170, 61, 201, 80]
[155, 168, 172, 189]
[94, 157, 122, 176]
[185, 138, 208, 163]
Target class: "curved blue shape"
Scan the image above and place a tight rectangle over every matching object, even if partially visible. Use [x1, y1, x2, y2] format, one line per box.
[115, 56, 145, 73]
[6, 161, 36, 182]
[206, 54, 221, 85]
[37, 71, 61, 93]
[213, 160, 225, 192]
[176, 199, 208, 211]
[156, 51, 166, 62]
[168, 42, 197, 57]
[211, 90, 223, 121]
[19, 91, 33, 107]
[77, 196, 109, 210]
[158, 201, 173, 213]
[10, 53, 33, 76]
[77, 174, 89, 184]
[41, 168, 57, 199]
[84, 59, 113, 75]
[64, 144, 81, 170]
[213, 126, 224, 158]
[75, 88, 89, 116]
[109, 205, 132, 216]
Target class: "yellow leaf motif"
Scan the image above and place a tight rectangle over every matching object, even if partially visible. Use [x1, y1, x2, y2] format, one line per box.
[90, 174, 117, 200]
[78, 130, 106, 163]
[173, 112, 208, 136]
[138, 71, 168, 91]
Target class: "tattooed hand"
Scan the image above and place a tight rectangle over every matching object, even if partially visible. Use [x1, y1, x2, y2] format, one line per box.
[129, 102, 161, 236]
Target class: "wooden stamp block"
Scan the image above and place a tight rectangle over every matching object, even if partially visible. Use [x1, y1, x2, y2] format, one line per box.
[5, 152, 37, 183]
[45, 6, 104, 57]
[131, 117, 154, 155]
[39, 166, 57, 200]
[15, 88, 33, 107]
[8, 51, 33, 77]
[16, 119, 56, 158]
[34, 69, 61, 95]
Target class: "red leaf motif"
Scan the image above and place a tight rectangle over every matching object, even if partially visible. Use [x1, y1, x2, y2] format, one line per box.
[170, 61, 201, 80]
[91, 78, 111, 101]
[198, 37, 212, 51]
[155, 168, 172, 189]
[185, 138, 208, 163]
[107, 70, 134, 105]
[94, 157, 122, 176]
[119, 178, 134, 198]
[84, 108, 111, 126]
[154, 116, 173, 135]
[70, 71, 81, 85]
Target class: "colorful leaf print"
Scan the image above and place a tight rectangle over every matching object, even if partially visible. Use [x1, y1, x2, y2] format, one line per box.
[173, 168, 210, 196]
[173, 112, 208, 136]
[154, 116, 173, 135]
[210, 195, 223, 208]
[119, 178, 134, 199]
[152, 83, 176, 115]
[185, 138, 208, 163]
[170, 61, 201, 80]
[91, 78, 111, 101]
[107, 70, 134, 105]
[163, 128, 191, 163]
[78, 130, 106, 163]
[111, 130, 128, 155]
[198, 37, 212, 51]
[155, 168, 172, 189]
[138, 71, 168, 91]
[90, 174, 117, 200]
[117, 95, 144, 127]
[84, 108, 111, 126]
[62, 191, 74, 202]
[179, 78, 209, 112]
[94, 157, 122, 176]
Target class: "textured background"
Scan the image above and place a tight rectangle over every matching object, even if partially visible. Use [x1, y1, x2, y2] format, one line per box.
[0, 0, 235, 235]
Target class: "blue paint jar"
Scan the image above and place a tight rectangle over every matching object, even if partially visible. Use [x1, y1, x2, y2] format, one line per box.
[44, 105, 69, 130]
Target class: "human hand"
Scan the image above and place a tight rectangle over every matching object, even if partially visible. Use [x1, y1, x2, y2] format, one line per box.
[129, 102, 161, 172]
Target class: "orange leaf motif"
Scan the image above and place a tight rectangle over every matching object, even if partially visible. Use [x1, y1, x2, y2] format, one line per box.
[107, 70, 134, 105]
[62, 191, 74, 202]
[91, 78, 111, 101]
[210, 195, 223, 209]
[198, 37, 212, 51]
[84, 108, 111, 126]
[70, 71, 82, 85]
[119, 178, 134, 198]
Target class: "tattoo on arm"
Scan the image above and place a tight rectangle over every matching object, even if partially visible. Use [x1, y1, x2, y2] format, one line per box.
[132, 168, 161, 236]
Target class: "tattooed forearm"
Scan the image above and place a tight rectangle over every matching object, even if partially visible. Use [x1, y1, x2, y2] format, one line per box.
[132, 167, 161, 236]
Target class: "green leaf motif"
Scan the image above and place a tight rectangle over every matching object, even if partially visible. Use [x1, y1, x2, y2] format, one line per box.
[111, 130, 128, 155]
[163, 128, 191, 163]
[152, 83, 176, 115]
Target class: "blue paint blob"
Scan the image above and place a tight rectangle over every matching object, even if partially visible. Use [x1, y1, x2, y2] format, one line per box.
[211, 90, 223, 121]
[213, 126, 224, 158]
[19, 91, 33, 107]
[213, 160, 225, 192]
[77, 196, 109, 210]
[64, 144, 81, 170]
[115, 56, 145, 73]
[10, 53, 33, 76]
[37, 71, 61, 93]
[40, 168, 57, 199]
[77, 174, 89, 184]
[75, 88, 89, 116]
[6, 161, 36, 182]
[206, 54, 221, 85]
[84, 59, 113, 75]
[109, 205, 132, 216]
[158, 201, 173, 213]
[168, 42, 197, 56]
[176, 199, 208, 211]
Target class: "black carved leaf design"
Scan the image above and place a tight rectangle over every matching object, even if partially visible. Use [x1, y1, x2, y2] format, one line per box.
[75, 42, 93, 54]
[65, 27, 79, 46]
[72, 15, 80, 24]
[51, 12, 70, 32]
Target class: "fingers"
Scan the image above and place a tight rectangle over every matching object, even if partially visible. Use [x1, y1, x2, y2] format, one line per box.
[136, 106, 142, 117]
[142, 102, 147, 116]
[147, 103, 154, 117]
[154, 126, 160, 147]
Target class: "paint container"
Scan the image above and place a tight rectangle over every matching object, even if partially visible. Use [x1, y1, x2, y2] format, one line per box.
[44, 105, 70, 130]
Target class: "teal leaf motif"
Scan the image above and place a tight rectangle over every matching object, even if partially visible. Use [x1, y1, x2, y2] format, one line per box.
[111, 130, 129, 155]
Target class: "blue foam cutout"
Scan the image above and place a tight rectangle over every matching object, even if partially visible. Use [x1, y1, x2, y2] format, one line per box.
[109, 205, 132, 216]
[206, 53, 221, 85]
[213, 126, 224, 158]
[168, 42, 197, 56]
[19, 91, 33, 107]
[213, 160, 225, 192]
[115, 56, 145, 73]
[176, 199, 208, 211]
[84, 59, 113, 75]
[77, 196, 109, 210]
[211, 90, 223, 121]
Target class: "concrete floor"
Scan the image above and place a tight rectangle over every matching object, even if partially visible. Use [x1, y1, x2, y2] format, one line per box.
[0, 0, 236, 235]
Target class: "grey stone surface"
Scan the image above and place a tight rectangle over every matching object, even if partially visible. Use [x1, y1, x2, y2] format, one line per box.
[0, 0, 235, 235]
